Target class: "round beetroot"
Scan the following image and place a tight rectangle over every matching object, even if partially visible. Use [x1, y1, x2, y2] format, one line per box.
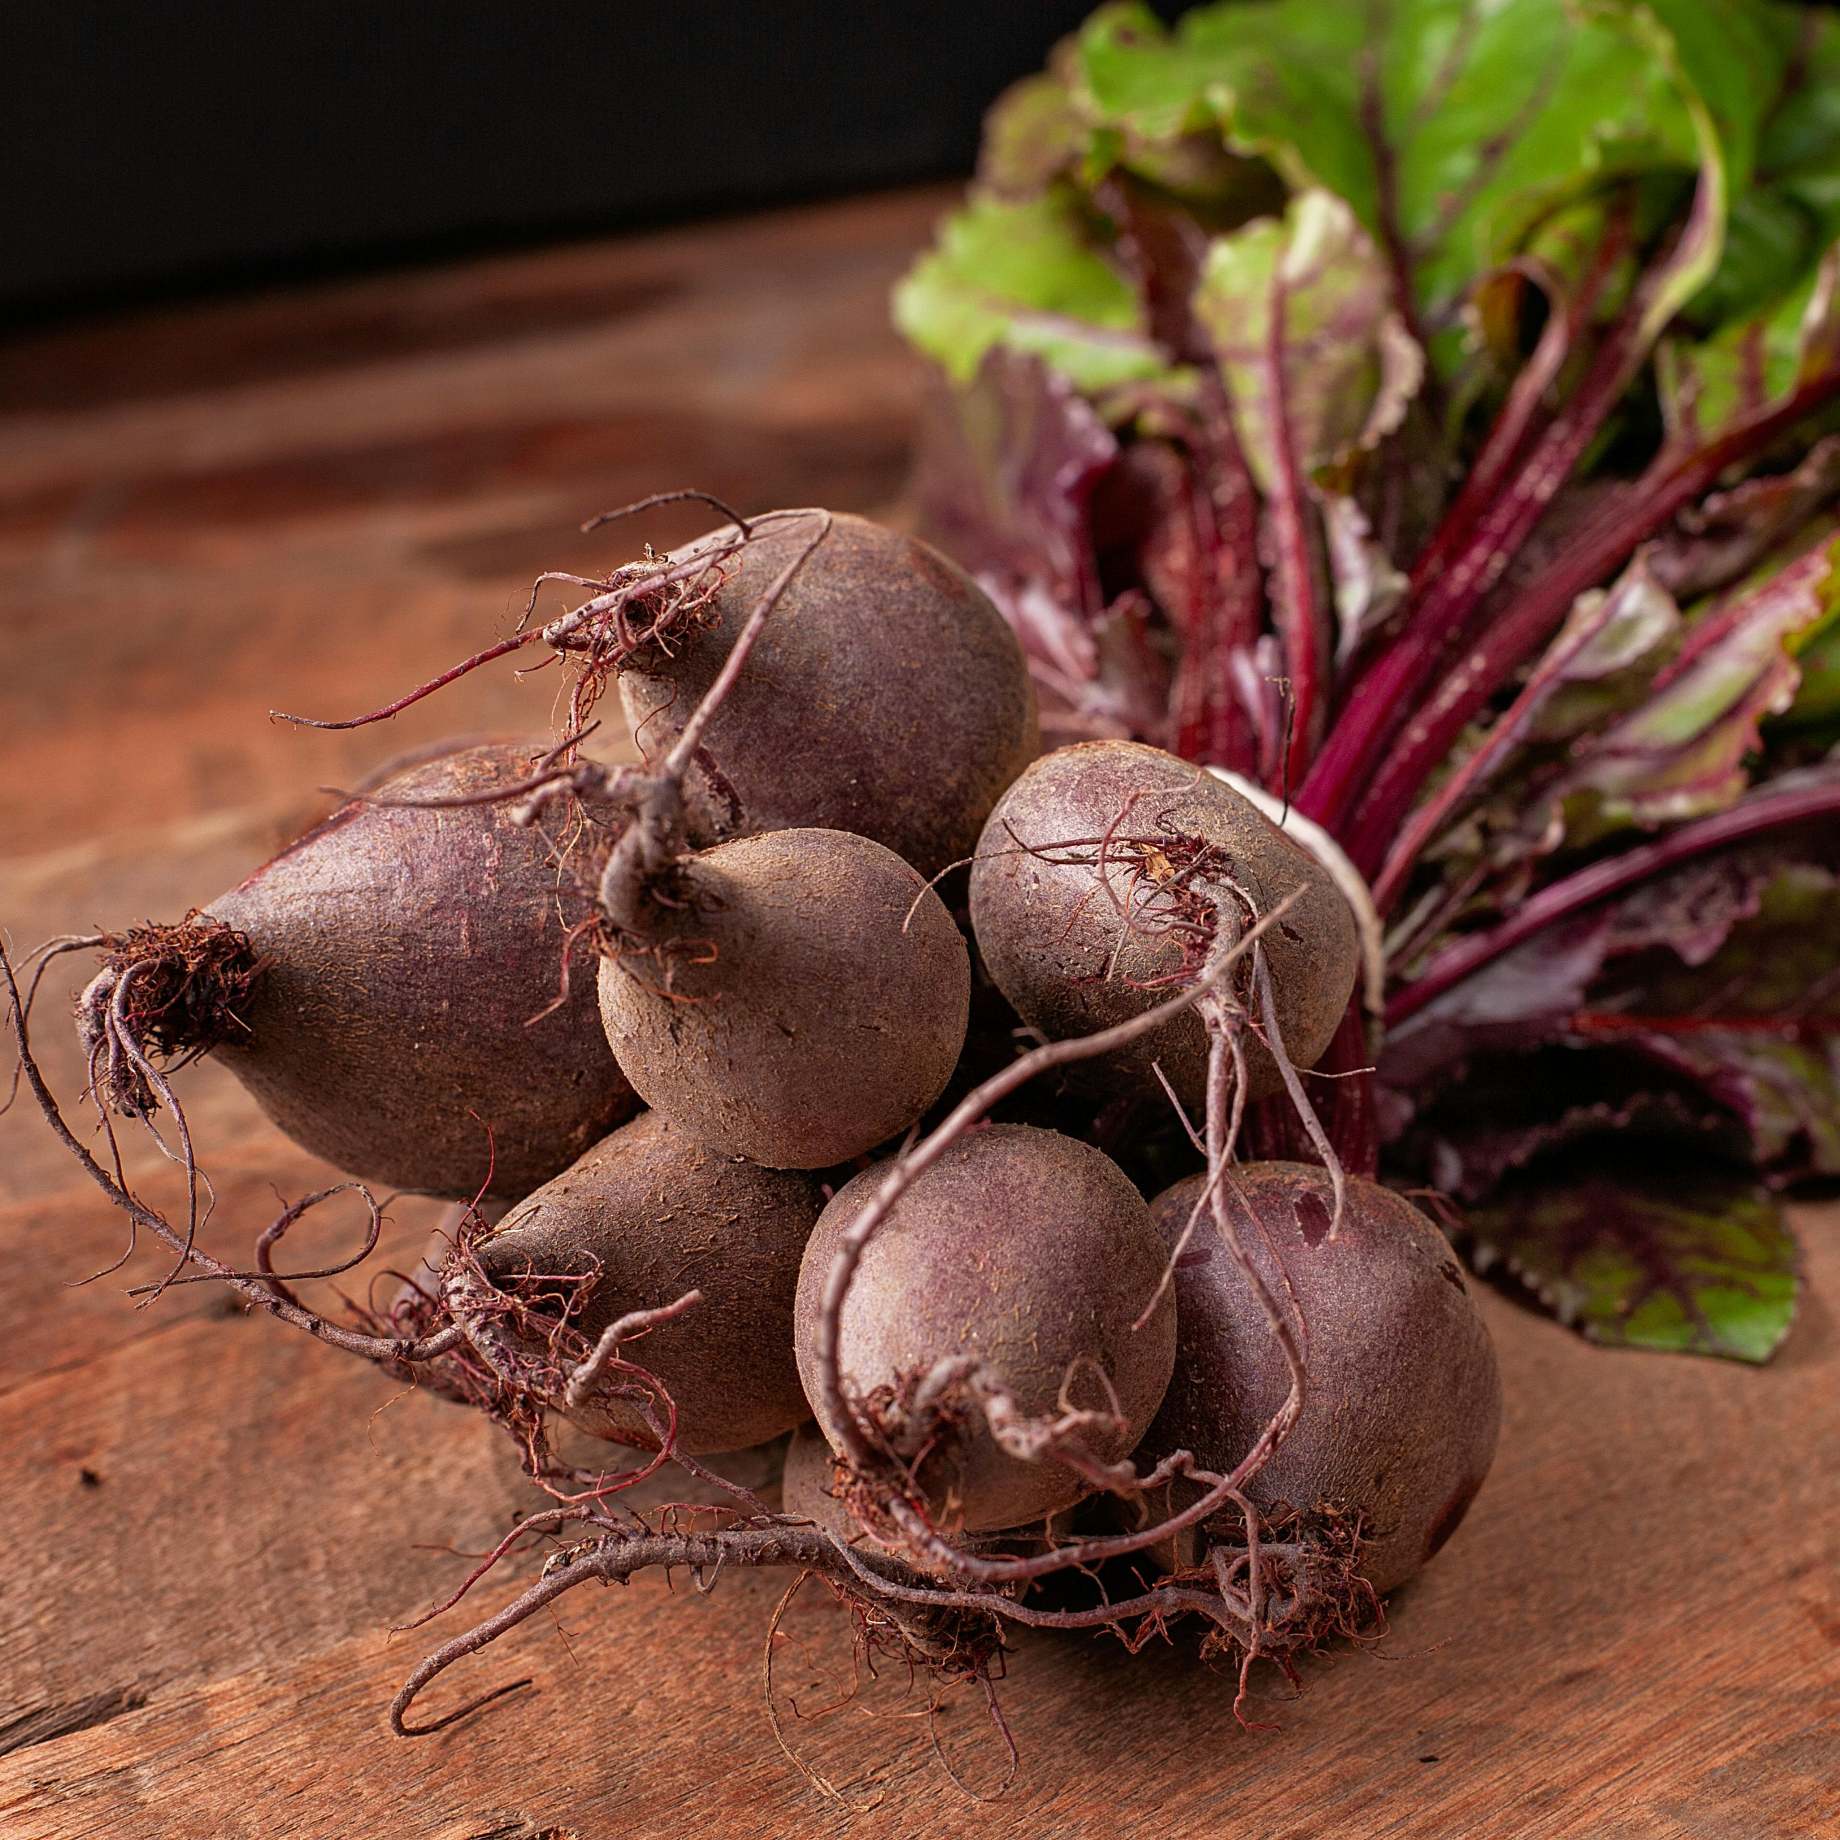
[449, 1111, 823, 1454]
[968, 740, 1357, 1115]
[1140, 1163, 1501, 1595]
[616, 511, 1039, 877]
[793, 1124, 1175, 1533]
[597, 827, 970, 1169]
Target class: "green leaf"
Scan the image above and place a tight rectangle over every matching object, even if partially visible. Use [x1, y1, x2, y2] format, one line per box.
[1574, 0, 1788, 342]
[1658, 242, 1840, 444]
[979, 69, 1089, 197]
[1559, 533, 1840, 830]
[1787, 613, 1840, 725]
[1072, 2, 1236, 151]
[1690, 187, 1822, 329]
[1658, 12, 1840, 429]
[1074, 0, 1777, 340]
[1467, 1163, 1800, 1361]
[1525, 553, 1684, 743]
[892, 190, 1176, 392]
[1754, 12, 1840, 244]
[1192, 189, 1424, 493]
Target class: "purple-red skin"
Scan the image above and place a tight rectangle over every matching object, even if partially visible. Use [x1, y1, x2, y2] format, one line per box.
[1140, 1162, 1502, 1595]
[792, 1123, 1176, 1533]
[211, 741, 636, 1200]
[779, 1421, 850, 1533]
[968, 741, 1357, 1117]
[617, 511, 1040, 879]
[460, 1110, 824, 1454]
[598, 827, 970, 1169]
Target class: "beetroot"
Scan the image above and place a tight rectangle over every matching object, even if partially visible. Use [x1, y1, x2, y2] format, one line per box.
[78, 741, 635, 1200]
[447, 1111, 822, 1454]
[616, 511, 1039, 877]
[778, 1422, 1041, 1585]
[1139, 1162, 1501, 1596]
[598, 827, 970, 1168]
[779, 1422, 869, 1545]
[969, 740, 1358, 1116]
[793, 1123, 1175, 1532]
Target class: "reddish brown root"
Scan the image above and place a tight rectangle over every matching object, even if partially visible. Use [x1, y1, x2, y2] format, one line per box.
[436, 1239, 694, 1502]
[1, 934, 105, 1121]
[77, 913, 261, 1117]
[10, 496, 1381, 1788]
[269, 500, 793, 735]
[832, 1357, 1138, 1560]
[994, 811, 1258, 1002]
[1177, 1505, 1383, 1724]
[555, 549, 734, 738]
[383, 1495, 1382, 1768]
[579, 487, 755, 538]
[388, 1519, 1009, 1744]
[6, 943, 468, 1366]
[436, 1241, 611, 1480]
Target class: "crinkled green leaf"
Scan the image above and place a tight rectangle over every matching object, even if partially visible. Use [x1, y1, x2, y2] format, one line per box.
[1075, 0, 1774, 340]
[1467, 1163, 1800, 1362]
[1693, 8, 1840, 322]
[1070, 2, 1237, 151]
[1748, 11, 1840, 245]
[979, 66, 1088, 197]
[1525, 553, 1685, 743]
[1787, 614, 1840, 726]
[1395, 554, 1684, 900]
[1057, 7, 1271, 206]
[1658, 13, 1840, 430]
[1192, 189, 1425, 493]
[893, 190, 1176, 393]
[902, 0, 1806, 410]
[1659, 243, 1840, 444]
[1559, 533, 1840, 829]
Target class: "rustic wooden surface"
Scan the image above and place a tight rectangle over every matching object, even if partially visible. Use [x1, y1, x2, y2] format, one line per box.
[1, 187, 1836, 1840]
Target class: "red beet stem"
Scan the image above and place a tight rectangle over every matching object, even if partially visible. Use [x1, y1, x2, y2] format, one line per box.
[1347, 369, 1840, 880]
[1386, 772, 1840, 1026]
[1299, 296, 1653, 843]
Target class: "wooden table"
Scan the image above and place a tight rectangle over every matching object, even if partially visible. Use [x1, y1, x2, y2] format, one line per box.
[1, 188, 1835, 1840]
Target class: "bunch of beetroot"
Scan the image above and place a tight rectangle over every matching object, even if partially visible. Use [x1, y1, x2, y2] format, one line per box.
[7, 494, 1501, 1761]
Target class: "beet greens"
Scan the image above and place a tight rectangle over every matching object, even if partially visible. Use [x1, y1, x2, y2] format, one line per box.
[896, 0, 1840, 1361]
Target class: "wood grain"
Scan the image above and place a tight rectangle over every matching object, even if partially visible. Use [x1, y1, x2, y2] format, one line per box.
[1, 187, 1835, 1840]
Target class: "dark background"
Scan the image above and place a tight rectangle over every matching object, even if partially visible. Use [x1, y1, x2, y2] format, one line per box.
[3, 3, 1127, 323]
